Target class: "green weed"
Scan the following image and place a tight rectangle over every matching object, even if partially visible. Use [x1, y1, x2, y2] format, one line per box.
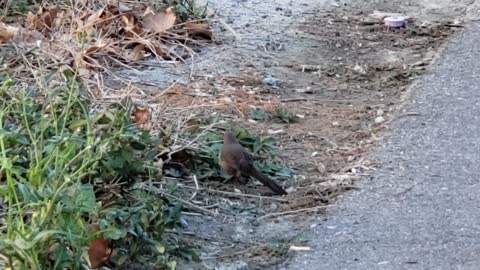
[192, 127, 292, 180]
[0, 71, 191, 269]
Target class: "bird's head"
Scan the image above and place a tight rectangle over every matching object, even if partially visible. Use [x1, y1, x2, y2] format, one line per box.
[223, 131, 238, 144]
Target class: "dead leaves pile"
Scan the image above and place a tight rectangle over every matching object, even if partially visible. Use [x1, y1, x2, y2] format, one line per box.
[0, 1, 212, 72]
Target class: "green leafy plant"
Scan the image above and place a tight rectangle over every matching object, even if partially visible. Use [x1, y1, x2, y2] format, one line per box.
[100, 191, 197, 268]
[249, 107, 299, 124]
[165, 0, 209, 22]
[192, 128, 292, 180]
[272, 106, 299, 123]
[0, 71, 190, 269]
[0, 0, 37, 22]
[248, 108, 271, 121]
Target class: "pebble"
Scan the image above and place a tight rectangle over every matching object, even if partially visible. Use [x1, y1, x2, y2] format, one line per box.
[262, 76, 281, 87]
[374, 116, 385, 123]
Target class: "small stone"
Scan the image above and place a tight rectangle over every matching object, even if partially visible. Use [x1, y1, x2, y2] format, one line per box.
[374, 116, 385, 123]
[269, 203, 278, 211]
[262, 76, 281, 87]
[317, 163, 326, 174]
[332, 121, 340, 126]
[353, 64, 366, 74]
[376, 109, 384, 116]
[296, 88, 313, 94]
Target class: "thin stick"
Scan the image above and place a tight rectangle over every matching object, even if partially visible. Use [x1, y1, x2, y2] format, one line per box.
[147, 75, 185, 101]
[163, 183, 289, 202]
[257, 205, 333, 221]
[205, 188, 288, 202]
[143, 185, 217, 216]
[188, 175, 200, 202]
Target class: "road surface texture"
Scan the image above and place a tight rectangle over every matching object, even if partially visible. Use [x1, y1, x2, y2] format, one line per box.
[282, 24, 480, 270]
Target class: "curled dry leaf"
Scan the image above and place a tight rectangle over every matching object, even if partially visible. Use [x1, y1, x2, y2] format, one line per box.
[83, 42, 109, 55]
[130, 44, 146, 61]
[0, 23, 42, 45]
[132, 39, 170, 59]
[0, 23, 18, 44]
[120, 14, 144, 36]
[26, 7, 62, 33]
[132, 107, 150, 124]
[75, 42, 110, 69]
[184, 22, 212, 40]
[80, 7, 114, 35]
[142, 7, 176, 33]
[87, 224, 111, 269]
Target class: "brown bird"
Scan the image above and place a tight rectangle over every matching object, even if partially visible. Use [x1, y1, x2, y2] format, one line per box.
[219, 132, 288, 195]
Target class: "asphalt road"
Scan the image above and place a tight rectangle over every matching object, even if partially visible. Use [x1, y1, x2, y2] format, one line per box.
[282, 24, 480, 270]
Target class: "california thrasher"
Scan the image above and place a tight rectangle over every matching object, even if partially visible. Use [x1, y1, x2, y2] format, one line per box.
[219, 132, 288, 195]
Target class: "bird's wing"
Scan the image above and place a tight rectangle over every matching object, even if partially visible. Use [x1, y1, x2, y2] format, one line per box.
[238, 149, 254, 172]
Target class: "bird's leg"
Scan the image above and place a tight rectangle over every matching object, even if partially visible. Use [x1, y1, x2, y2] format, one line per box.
[237, 176, 250, 185]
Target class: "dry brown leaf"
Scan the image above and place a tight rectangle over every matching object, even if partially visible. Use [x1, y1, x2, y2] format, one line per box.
[185, 22, 212, 39]
[0, 22, 18, 44]
[141, 7, 176, 33]
[132, 107, 150, 124]
[26, 7, 62, 33]
[87, 224, 111, 269]
[83, 42, 108, 55]
[120, 14, 143, 36]
[81, 7, 113, 35]
[132, 39, 170, 59]
[75, 41, 116, 69]
[131, 44, 146, 61]
[0, 23, 42, 44]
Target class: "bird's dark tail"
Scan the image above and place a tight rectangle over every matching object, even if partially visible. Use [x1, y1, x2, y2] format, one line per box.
[250, 168, 288, 195]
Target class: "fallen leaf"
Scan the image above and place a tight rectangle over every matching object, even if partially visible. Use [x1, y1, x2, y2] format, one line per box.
[0, 23, 18, 44]
[142, 7, 176, 33]
[81, 7, 113, 35]
[130, 44, 146, 61]
[26, 7, 62, 33]
[136, 40, 170, 59]
[184, 22, 212, 39]
[132, 107, 150, 124]
[83, 42, 108, 55]
[121, 14, 143, 36]
[88, 224, 111, 269]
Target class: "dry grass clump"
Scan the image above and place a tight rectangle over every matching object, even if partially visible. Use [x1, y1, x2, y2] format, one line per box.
[0, 0, 212, 97]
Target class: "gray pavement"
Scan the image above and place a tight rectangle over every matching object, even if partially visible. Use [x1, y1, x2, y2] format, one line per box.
[282, 24, 480, 270]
